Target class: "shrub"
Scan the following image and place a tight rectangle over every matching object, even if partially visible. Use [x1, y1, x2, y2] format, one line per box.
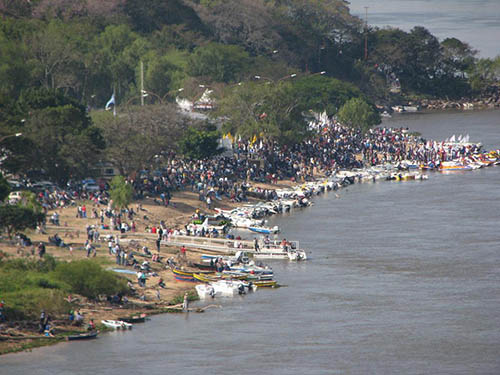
[169, 291, 198, 305]
[54, 260, 128, 300]
[0, 255, 57, 273]
[2, 288, 70, 320]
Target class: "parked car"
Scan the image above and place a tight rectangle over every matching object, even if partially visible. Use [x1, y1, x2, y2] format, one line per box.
[8, 180, 26, 191]
[81, 178, 97, 185]
[83, 183, 100, 192]
[30, 181, 57, 192]
[8, 191, 23, 204]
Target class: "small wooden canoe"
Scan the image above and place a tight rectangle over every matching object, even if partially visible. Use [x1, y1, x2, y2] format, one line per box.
[67, 331, 99, 341]
[118, 313, 147, 323]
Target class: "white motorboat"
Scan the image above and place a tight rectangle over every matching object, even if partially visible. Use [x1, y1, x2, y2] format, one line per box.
[253, 249, 307, 261]
[231, 217, 264, 228]
[101, 320, 133, 330]
[210, 280, 254, 297]
[195, 284, 219, 299]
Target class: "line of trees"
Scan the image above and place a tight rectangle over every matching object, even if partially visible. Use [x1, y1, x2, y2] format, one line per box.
[0, 0, 499, 185]
[1, 0, 497, 106]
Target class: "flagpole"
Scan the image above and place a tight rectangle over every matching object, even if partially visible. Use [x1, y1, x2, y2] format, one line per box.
[113, 86, 116, 117]
[140, 61, 144, 107]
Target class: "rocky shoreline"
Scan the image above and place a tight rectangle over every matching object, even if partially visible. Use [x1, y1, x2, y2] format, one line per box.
[418, 94, 500, 110]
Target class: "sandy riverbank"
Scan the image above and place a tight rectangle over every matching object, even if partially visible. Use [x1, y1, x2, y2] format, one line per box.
[0, 180, 297, 354]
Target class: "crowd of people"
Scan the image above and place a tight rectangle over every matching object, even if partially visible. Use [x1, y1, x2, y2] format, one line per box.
[125, 119, 485, 208]
[26, 116, 486, 217]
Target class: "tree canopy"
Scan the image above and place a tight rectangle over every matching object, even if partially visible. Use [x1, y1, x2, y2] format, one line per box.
[3, 88, 105, 183]
[178, 124, 222, 160]
[109, 176, 133, 209]
[1, 0, 491, 108]
[0, 205, 45, 239]
[0, 0, 497, 183]
[336, 97, 381, 133]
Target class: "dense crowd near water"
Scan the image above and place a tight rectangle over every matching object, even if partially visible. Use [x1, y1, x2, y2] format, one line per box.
[28, 119, 489, 216]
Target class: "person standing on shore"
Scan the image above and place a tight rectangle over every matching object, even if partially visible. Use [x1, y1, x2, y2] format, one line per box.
[85, 241, 93, 257]
[183, 292, 189, 312]
[37, 242, 46, 258]
[39, 310, 46, 333]
[108, 238, 113, 254]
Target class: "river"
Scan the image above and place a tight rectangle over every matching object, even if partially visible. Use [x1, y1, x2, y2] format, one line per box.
[348, 0, 500, 58]
[1, 109, 499, 374]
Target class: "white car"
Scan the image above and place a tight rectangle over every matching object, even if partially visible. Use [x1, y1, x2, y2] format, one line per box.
[8, 191, 23, 204]
[83, 183, 100, 192]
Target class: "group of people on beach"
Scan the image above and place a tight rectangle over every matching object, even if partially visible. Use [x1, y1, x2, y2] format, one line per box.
[25, 114, 488, 221]
[122, 120, 486, 209]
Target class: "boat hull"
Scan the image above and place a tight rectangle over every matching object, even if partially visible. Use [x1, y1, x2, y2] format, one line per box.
[101, 320, 132, 330]
[67, 331, 99, 341]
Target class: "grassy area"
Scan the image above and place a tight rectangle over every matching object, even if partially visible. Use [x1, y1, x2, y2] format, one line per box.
[0, 256, 128, 320]
[0, 337, 65, 356]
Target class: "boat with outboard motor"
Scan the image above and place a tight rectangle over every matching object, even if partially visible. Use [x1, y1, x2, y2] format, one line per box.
[195, 284, 219, 299]
[248, 225, 280, 234]
[254, 248, 307, 261]
[101, 320, 133, 330]
[210, 279, 256, 296]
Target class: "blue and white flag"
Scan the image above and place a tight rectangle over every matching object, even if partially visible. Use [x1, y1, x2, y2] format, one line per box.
[105, 93, 115, 110]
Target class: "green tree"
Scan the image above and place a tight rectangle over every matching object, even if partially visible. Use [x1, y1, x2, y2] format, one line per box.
[0, 173, 10, 202]
[217, 81, 309, 144]
[90, 24, 143, 102]
[0, 205, 45, 239]
[217, 82, 277, 141]
[441, 38, 477, 78]
[179, 124, 222, 160]
[188, 42, 250, 83]
[0, 25, 33, 97]
[336, 97, 380, 133]
[274, 0, 362, 72]
[9, 88, 105, 183]
[468, 57, 500, 94]
[143, 53, 183, 98]
[368, 26, 446, 96]
[93, 104, 185, 176]
[290, 74, 363, 116]
[109, 176, 133, 210]
[124, 0, 205, 34]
